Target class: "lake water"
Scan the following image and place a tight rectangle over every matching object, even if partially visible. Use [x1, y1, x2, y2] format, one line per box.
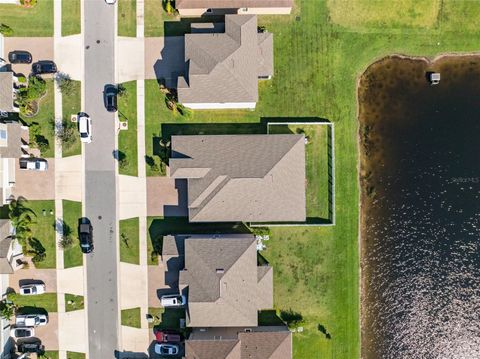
[359, 55, 480, 359]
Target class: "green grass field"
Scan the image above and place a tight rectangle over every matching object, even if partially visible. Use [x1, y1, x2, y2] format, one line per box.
[119, 217, 140, 264]
[121, 307, 141, 328]
[62, 200, 83, 268]
[144, 0, 180, 37]
[43, 351, 59, 359]
[118, 0, 137, 36]
[62, 80, 81, 157]
[66, 352, 85, 359]
[118, 81, 138, 176]
[8, 293, 58, 313]
[0, 0, 53, 36]
[62, 0, 81, 36]
[65, 294, 84, 312]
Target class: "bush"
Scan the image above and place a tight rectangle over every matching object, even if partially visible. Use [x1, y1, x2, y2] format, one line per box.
[35, 135, 50, 154]
[56, 74, 75, 96]
[177, 104, 193, 119]
[55, 119, 77, 147]
[32, 252, 46, 264]
[20, 0, 38, 7]
[117, 84, 127, 98]
[27, 76, 47, 100]
[59, 235, 74, 249]
[0, 23, 13, 36]
[0, 300, 16, 321]
[17, 76, 27, 83]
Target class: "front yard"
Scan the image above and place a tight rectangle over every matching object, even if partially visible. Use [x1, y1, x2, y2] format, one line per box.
[61, 0, 81, 36]
[119, 217, 140, 265]
[61, 80, 82, 157]
[26, 200, 56, 269]
[117, 81, 138, 176]
[62, 200, 83, 268]
[118, 0, 137, 37]
[0, 0, 53, 37]
[8, 292, 58, 313]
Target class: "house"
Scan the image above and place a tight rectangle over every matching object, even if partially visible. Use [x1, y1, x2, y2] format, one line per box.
[185, 326, 292, 359]
[169, 134, 306, 223]
[0, 220, 23, 274]
[175, 0, 294, 16]
[0, 71, 18, 116]
[177, 14, 273, 109]
[163, 234, 273, 327]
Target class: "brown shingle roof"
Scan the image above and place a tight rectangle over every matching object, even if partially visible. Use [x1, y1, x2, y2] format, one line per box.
[170, 134, 306, 223]
[177, 15, 273, 105]
[176, 0, 293, 9]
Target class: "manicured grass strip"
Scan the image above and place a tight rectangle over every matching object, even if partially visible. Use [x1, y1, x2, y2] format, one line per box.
[8, 293, 58, 313]
[119, 217, 140, 265]
[66, 352, 85, 359]
[61, 80, 82, 157]
[43, 351, 59, 359]
[62, 200, 83, 268]
[118, 81, 138, 176]
[121, 307, 141, 328]
[21, 80, 55, 158]
[145, 0, 176, 37]
[65, 294, 84, 312]
[61, 0, 81, 36]
[118, 0, 137, 37]
[0, 0, 53, 37]
[27, 200, 56, 269]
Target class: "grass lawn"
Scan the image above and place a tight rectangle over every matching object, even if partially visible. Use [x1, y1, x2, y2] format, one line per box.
[0, 0, 53, 36]
[25, 200, 56, 269]
[8, 293, 58, 313]
[62, 200, 83, 268]
[42, 351, 59, 359]
[66, 352, 85, 359]
[119, 217, 140, 265]
[118, 81, 138, 176]
[118, 0, 137, 37]
[144, 0, 480, 357]
[121, 307, 141, 328]
[144, 0, 178, 37]
[61, 0, 81, 36]
[148, 307, 185, 332]
[61, 80, 82, 157]
[20, 80, 55, 158]
[65, 294, 84, 312]
[147, 307, 163, 329]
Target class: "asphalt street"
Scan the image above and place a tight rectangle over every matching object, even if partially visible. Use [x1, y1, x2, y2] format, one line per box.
[83, 1, 118, 358]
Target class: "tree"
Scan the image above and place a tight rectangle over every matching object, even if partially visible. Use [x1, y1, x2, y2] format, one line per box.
[56, 73, 75, 96]
[0, 300, 16, 321]
[8, 198, 36, 247]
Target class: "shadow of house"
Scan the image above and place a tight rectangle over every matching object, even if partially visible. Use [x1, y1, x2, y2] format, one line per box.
[153, 36, 185, 89]
[163, 179, 188, 217]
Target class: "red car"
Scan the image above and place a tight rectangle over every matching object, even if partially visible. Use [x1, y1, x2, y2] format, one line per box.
[155, 330, 181, 343]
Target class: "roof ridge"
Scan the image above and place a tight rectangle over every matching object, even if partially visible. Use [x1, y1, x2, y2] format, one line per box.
[265, 135, 304, 178]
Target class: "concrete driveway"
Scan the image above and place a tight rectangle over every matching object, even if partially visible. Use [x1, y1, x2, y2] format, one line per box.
[146, 178, 187, 217]
[12, 158, 55, 200]
[144, 37, 185, 87]
[33, 312, 59, 350]
[3, 37, 54, 76]
[9, 266, 57, 293]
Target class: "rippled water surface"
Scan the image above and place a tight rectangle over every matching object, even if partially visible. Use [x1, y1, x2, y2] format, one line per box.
[359, 56, 480, 359]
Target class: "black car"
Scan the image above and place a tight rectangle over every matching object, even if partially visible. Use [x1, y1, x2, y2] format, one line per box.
[104, 84, 118, 112]
[8, 50, 32, 64]
[32, 60, 57, 75]
[79, 220, 93, 253]
[18, 339, 45, 355]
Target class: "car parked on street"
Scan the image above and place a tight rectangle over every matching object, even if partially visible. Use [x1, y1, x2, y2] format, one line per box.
[16, 314, 48, 327]
[11, 327, 34, 339]
[8, 50, 32, 64]
[19, 283, 45, 296]
[103, 84, 118, 112]
[18, 339, 45, 355]
[154, 343, 179, 356]
[19, 158, 48, 171]
[79, 220, 94, 253]
[155, 330, 181, 343]
[160, 294, 186, 307]
[77, 112, 92, 143]
[32, 60, 57, 75]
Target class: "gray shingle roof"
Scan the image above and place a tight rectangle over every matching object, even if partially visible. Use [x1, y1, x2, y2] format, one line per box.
[170, 134, 306, 223]
[179, 234, 273, 327]
[0, 220, 13, 274]
[176, 0, 293, 9]
[0, 72, 14, 112]
[0, 122, 29, 158]
[177, 15, 273, 105]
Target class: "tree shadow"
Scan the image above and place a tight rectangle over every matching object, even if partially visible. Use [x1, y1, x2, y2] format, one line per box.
[16, 306, 48, 316]
[318, 323, 332, 339]
[258, 310, 286, 326]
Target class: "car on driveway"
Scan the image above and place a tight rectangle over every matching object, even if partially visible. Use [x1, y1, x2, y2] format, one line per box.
[104, 84, 117, 112]
[79, 220, 94, 253]
[19, 283, 45, 296]
[19, 158, 48, 171]
[18, 339, 45, 355]
[32, 60, 57, 75]
[11, 327, 34, 339]
[154, 343, 179, 356]
[16, 314, 48, 327]
[155, 330, 181, 343]
[160, 294, 186, 307]
[78, 112, 92, 143]
[8, 50, 32, 64]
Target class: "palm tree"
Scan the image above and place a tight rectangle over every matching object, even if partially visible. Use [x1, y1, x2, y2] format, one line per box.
[8, 197, 36, 247]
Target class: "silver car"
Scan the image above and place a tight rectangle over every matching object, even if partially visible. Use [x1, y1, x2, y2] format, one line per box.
[11, 327, 35, 339]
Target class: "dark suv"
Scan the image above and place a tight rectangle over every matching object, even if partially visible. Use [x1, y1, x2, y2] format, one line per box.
[8, 50, 32, 64]
[18, 339, 45, 355]
[79, 220, 94, 254]
[104, 84, 118, 112]
[32, 60, 57, 75]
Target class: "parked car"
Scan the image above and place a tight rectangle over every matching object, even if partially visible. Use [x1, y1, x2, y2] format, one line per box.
[18, 339, 45, 354]
[105, 0, 117, 4]
[104, 84, 117, 112]
[32, 60, 57, 75]
[19, 158, 48, 171]
[154, 343, 179, 356]
[19, 283, 45, 296]
[16, 314, 48, 327]
[79, 221, 94, 254]
[77, 112, 92, 143]
[160, 294, 186, 307]
[8, 50, 32, 64]
[11, 327, 34, 339]
[155, 330, 181, 343]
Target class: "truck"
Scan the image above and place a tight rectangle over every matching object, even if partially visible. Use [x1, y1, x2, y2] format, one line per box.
[19, 158, 48, 171]
[15, 314, 48, 327]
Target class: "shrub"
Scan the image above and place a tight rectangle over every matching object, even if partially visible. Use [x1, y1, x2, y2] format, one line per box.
[55, 119, 77, 147]
[56, 74, 75, 96]
[27, 76, 47, 100]
[17, 76, 27, 83]
[59, 235, 74, 249]
[177, 104, 193, 119]
[20, 0, 37, 7]
[32, 252, 46, 264]
[35, 135, 50, 154]
[117, 84, 127, 98]
[0, 300, 16, 321]
[0, 24, 13, 36]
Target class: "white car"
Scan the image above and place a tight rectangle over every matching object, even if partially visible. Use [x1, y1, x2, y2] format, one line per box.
[11, 327, 35, 339]
[154, 343, 179, 356]
[19, 158, 48, 171]
[105, 0, 117, 4]
[160, 294, 186, 307]
[16, 314, 48, 327]
[78, 112, 92, 143]
[19, 284, 45, 296]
